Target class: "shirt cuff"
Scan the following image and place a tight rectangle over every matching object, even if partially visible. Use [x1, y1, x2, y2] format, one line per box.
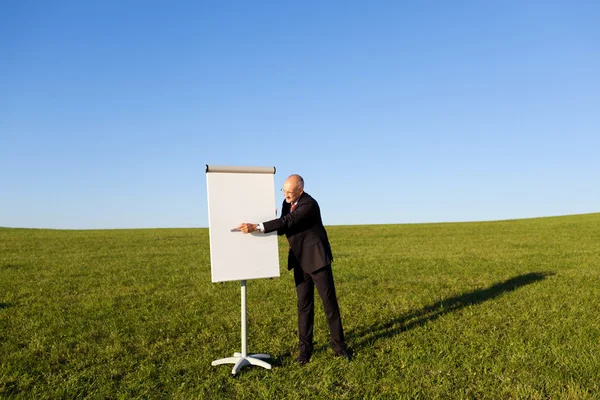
[256, 223, 264, 232]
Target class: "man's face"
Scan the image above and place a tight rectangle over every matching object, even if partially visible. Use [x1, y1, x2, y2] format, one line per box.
[282, 180, 302, 203]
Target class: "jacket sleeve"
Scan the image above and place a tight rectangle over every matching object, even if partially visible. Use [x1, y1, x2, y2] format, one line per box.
[262, 198, 315, 234]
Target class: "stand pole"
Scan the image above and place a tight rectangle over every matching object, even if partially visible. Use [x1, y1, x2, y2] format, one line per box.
[211, 280, 272, 375]
[241, 280, 247, 357]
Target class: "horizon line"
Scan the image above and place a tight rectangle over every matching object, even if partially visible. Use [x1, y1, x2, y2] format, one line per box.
[1, 212, 598, 231]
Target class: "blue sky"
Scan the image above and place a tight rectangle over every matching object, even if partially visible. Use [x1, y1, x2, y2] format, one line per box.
[1, 1, 599, 229]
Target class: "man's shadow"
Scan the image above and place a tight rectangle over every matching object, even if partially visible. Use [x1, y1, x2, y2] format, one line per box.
[346, 271, 553, 351]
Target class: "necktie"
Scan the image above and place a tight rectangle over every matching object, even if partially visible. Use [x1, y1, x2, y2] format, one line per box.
[290, 202, 297, 212]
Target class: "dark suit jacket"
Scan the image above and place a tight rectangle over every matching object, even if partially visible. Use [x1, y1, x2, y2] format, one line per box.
[262, 192, 333, 274]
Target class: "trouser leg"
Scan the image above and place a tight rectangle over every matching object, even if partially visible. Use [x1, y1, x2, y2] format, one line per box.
[294, 266, 314, 356]
[312, 264, 346, 353]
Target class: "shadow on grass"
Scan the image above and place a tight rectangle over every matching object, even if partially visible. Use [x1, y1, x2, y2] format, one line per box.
[269, 352, 292, 368]
[1, 264, 24, 270]
[0, 302, 13, 309]
[345, 271, 554, 352]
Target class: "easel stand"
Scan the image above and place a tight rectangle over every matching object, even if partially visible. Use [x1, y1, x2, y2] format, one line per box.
[211, 280, 272, 375]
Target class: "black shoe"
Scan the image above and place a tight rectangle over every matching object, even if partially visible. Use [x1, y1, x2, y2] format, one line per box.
[295, 354, 310, 365]
[334, 349, 352, 362]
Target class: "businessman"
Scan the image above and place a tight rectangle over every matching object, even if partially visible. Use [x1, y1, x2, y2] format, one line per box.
[236, 174, 350, 364]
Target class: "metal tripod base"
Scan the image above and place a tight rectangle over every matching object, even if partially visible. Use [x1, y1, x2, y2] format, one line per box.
[212, 280, 272, 375]
[212, 352, 272, 375]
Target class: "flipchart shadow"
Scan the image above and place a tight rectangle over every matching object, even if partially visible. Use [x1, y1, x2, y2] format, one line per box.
[1, 264, 22, 270]
[345, 271, 554, 351]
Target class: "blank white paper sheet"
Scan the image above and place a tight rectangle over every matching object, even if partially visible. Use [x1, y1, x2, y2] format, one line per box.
[206, 165, 280, 282]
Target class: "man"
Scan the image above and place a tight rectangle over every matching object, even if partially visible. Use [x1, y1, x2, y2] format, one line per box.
[236, 174, 350, 364]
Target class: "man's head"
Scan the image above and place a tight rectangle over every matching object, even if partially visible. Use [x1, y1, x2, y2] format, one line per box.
[282, 174, 304, 203]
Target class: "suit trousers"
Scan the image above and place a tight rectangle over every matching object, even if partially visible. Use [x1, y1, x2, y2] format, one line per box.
[293, 264, 346, 355]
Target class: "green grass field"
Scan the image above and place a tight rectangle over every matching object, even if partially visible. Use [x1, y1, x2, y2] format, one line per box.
[1, 213, 599, 399]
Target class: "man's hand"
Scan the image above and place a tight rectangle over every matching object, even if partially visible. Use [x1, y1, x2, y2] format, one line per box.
[235, 223, 257, 234]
